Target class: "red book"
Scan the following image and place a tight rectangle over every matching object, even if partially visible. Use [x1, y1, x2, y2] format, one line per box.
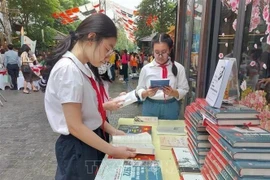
[203, 160, 215, 180]
[204, 156, 224, 180]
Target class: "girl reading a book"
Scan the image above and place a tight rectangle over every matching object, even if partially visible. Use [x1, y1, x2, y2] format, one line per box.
[136, 33, 189, 120]
[43, 14, 136, 180]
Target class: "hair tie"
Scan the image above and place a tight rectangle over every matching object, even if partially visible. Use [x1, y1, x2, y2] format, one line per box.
[69, 31, 77, 40]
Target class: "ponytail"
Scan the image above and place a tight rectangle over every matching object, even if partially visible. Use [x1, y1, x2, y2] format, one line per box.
[40, 13, 117, 91]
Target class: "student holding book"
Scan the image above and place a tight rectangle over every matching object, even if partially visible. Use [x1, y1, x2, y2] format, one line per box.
[43, 14, 136, 180]
[136, 33, 189, 119]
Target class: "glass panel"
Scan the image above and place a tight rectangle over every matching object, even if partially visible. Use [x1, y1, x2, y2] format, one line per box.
[239, 1, 269, 100]
[217, 1, 239, 60]
[188, 0, 204, 104]
[182, 0, 193, 105]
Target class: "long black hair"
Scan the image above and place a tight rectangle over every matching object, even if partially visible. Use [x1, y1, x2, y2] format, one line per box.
[18, 44, 31, 57]
[43, 13, 117, 86]
[151, 33, 177, 76]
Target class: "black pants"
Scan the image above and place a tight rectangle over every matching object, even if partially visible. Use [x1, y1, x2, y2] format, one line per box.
[55, 128, 105, 180]
[7, 64, 19, 89]
[110, 65, 115, 81]
[122, 64, 128, 81]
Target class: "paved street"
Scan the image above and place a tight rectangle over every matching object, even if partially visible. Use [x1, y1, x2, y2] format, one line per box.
[0, 78, 141, 180]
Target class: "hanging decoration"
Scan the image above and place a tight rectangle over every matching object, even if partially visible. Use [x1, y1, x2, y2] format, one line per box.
[109, 0, 137, 42]
[52, 2, 105, 25]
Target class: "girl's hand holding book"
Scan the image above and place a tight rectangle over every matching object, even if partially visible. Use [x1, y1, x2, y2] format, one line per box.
[110, 146, 137, 159]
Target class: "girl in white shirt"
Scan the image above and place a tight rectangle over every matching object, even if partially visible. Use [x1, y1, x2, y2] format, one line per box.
[136, 33, 189, 120]
[43, 14, 136, 180]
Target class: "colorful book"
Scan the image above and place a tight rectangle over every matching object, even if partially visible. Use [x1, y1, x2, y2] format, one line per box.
[134, 116, 158, 124]
[156, 126, 185, 135]
[207, 125, 270, 161]
[95, 159, 163, 180]
[205, 121, 270, 148]
[118, 125, 152, 135]
[209, 136, 270, 177]
[159, 135, 188, 150]
[201, 109, 260, 126]
[196, 98, 259, 119]
[171, 147, 200, 173]
[112, 132, 155, 155]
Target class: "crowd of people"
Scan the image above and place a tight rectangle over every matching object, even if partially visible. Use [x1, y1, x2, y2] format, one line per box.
[0, 44, 48, 93]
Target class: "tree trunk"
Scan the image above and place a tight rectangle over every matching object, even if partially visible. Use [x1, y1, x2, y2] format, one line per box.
[1, 0, 12, 44]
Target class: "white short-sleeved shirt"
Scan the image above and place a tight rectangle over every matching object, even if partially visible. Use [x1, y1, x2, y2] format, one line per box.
[44, 51, 102, 135]
[136, 59, 189, 101]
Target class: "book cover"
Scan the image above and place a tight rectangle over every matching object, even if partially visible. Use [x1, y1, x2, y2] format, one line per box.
[134, 116, 158, 124]
[205, 120, 270, 148]
[201, 109, 260, 126]
[95, 159, 163, 180]
[211, 128, 270, 161]
[156, 126, 185, 135]
[180, 173, 203, 180]
[171, 147, 200, 173]
[150, 79, 170, 88]
[118, 125, 152, 135]
[112, 132, 155, 155]
[159, 135, 188, 150]
[201, 99, 259, 119]
[209, 136, 270, 177]
[205, 59, 236, 108]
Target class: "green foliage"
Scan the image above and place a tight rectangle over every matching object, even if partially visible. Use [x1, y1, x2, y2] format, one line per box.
[115, 28, 137, 52]
[7, 0, 86, 51]
[135, 0, 176, 41]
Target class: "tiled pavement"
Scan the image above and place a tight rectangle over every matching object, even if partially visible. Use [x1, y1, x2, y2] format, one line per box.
[0, 78, 141, 180]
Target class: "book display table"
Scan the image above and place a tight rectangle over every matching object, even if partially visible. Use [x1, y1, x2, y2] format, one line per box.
[116, 118, 185, 180]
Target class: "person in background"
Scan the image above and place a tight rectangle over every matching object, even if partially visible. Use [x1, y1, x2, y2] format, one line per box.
[0, 49, 5, 69]
[136, 33, 189, 120]
[19, 44, 40, 94]
[4, 44, 20, 90]
[130, 53, 138, 73]
[108, 50, 116, 81]
[43, 14, 136, 180]
[121, 49, 128, 82]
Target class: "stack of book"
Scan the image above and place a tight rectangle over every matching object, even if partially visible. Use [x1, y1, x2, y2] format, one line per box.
[184, 101, 211, 167]
[200, 98, 270, 180]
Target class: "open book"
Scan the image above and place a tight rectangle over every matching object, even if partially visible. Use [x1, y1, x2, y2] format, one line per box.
[112, 132, 155, 155]
[112, 90, 138, 108]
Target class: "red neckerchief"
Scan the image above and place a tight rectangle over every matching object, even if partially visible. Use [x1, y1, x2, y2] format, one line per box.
[88, 77, 107, 140]
[99, 84, 109, 103]
[158, 61, 169, 101]
[159, 64, 168, 78]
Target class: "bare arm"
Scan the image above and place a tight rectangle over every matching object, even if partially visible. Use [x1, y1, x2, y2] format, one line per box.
[63, 103, 135, 158]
